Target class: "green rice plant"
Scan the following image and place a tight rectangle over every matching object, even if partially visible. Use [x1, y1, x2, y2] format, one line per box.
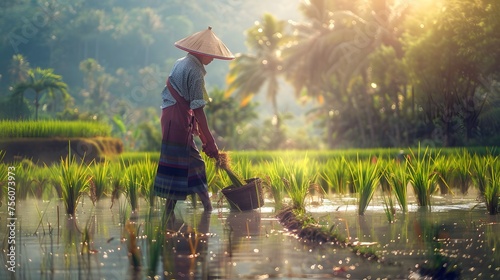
[282, 156, 318, 211]
[233, 154, 255, 181]
[433, 155, 454, 195]
[385, 161, 409, 213]
[203, 153, 219, 193]
[452, 149, 473, 194]
[89, 160, 111, 202]
[320, 156, 349, 194]
[51, 152, 92, 215]
[13, 159, 36, 200]
[261, 160, 287, 210]
[30, 166, 55, 199]
[348, 157, 381, 215]
[407, 146, 438, 208]
[378, 159, 392, 194]
[123, 163, 142, 212]
[136, 157, 157, 207]
[0, 120, 112, 138]
[484, 157, 500, 215]
[108, 160, 125, 208]
[47, 164, 63, 199]
[471, 154, 491, 196]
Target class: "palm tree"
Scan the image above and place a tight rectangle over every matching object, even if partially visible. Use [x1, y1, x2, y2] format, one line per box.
[283, 0, 408, 147]
[226, 13, 292, 129]
[11, 67, 70, 120]
[9, 54, 30, 83]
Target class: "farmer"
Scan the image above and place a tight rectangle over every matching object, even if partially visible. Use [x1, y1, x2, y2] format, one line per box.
[154, 27, 234, 212]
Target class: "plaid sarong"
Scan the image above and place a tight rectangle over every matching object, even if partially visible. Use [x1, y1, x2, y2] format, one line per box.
[154, 80, 208, 200]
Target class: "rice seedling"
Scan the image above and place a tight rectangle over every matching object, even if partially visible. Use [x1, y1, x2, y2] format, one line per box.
[30, 166, 54, 200]
[385, 161, 409, 213]
[320, 156, 349, 194]
[261, 160, 287, 210]
[135, 157, 157, 208]
[378, 159, 392, 194]
[452, 149, 473, 194]
[484, 156, 500, 215]
[232, 154, 254, 180]
[13, 159, 36, 200]
[282, 156, 318, 211]
[108, 161, 125, 208]
[89, 160, 111, 202]
[471, 153, 491, 197]
[348, 157, 381, 215]
[123, 163, 142, 212]
[50, 151, 92, 215]
[407, 146, 438, 208]
[202, 153, 218, 192]
[433, 155, 454, 195]
[0, 120, 112, 138]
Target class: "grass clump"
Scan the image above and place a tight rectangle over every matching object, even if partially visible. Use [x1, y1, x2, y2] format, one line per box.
[51, 152, 92, 215]
[282, 156, 318, 211]
[320, 156, 350, 194]
[407, 146, 438, 208]
[348, 157, 381, 215]
[385, 160, 409, 213]
[484, 156, 500, 215]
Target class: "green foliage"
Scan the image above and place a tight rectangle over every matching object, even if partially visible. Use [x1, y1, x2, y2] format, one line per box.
[282, 156, 319, 211]
[89, 160, 111, 202]
[385, 161, 409, 213]
[51, 152, 92, 215]
[348, 157, 381, 215]
[0, 120, 112, 138]
[484, 156, 500, 215]
[407, 146, 438, 208]
[123, 163, 142, 212]
[11, 67, 70, 120]
[320, 156, 350, 194]
[452, 149, 473, 194]
[260, 160, 287, 210]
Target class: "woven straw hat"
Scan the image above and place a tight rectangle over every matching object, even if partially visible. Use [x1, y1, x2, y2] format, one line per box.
[174, 26, 235, 60]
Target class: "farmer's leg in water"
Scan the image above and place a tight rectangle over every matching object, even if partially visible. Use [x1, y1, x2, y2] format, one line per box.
[165, 198, 177, 212]
[199, 191, 212, 212]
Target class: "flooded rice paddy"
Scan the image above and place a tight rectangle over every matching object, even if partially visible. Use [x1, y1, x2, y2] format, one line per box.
[1, 190, 499, 279]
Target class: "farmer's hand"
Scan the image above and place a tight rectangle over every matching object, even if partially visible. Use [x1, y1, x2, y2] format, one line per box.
[202, 141, 219, 159]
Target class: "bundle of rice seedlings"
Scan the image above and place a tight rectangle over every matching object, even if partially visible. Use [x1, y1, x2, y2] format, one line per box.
[215, 152, 245, 188]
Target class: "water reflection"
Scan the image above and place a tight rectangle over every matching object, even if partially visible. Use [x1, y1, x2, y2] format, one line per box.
[1, 197, 499, 279]
[161, 210, 211, 279]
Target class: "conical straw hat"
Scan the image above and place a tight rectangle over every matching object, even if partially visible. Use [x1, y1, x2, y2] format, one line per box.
[174, 26, 235, 60]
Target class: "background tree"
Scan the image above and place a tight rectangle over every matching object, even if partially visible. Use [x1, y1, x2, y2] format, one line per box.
[204, 88, 258, 150]
[11, 67, 70, 120]
[283, 0, 409, 148]
[403, 0, 500, 146]
[226, 13, 292, 143]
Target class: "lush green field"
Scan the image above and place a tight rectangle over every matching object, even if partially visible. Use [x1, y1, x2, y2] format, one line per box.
[1, 147, 499, 216]
[0, 120, 112, 138]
